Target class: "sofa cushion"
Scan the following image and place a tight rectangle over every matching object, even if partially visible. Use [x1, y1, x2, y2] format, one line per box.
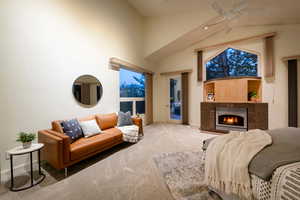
[96, 113, 118, 130]
[101, 128, 123, 140]
[118, 111, 133, 127]
[52, 115, 97, 134]
[61, 119, 83, 143]
[52, 121, 64, 133]
[79, 120, 101, 138]
[78, 115, 96, 122]
[70, 128, 122, 161]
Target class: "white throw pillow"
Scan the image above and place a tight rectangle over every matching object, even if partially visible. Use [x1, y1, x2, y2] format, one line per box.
[79, 120, 101, 138]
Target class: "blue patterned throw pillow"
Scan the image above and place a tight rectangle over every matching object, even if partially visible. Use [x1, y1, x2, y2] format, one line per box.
[118, 111, 133, 127]
[61, 119, 83, 143]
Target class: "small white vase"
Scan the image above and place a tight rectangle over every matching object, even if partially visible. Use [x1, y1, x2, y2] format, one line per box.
[23, 141, 32, 149]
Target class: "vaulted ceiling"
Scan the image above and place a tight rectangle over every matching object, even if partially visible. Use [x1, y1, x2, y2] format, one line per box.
[128, 0, 300, 61]
[128, 0, 213, 17]
[128, 0, 300, 20]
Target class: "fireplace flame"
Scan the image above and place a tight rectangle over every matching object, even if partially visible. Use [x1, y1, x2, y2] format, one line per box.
[224, 117, 238, 124]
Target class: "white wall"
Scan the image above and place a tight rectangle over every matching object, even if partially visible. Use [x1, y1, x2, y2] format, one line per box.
[0, 0, 148, 172]
[154, 25, 300, 129]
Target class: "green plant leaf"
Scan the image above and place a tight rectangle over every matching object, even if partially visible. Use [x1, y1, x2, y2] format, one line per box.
[16, 132, 36, 143]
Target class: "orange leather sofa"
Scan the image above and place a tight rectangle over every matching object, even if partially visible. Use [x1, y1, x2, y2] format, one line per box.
[38, 113, 143, 170]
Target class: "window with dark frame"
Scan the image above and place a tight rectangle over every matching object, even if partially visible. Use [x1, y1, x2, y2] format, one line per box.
[206, 48, 258, 81]
[119, 68, 145, 115]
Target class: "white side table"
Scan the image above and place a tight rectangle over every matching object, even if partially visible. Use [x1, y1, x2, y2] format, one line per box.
[6, 143, 45, 191]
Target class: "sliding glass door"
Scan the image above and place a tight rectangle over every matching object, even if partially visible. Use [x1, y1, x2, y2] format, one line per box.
[168, 76, 182, 123]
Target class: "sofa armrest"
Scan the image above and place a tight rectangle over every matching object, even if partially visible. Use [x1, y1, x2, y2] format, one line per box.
[132, 117, 143, 135]
[38, 130, 65, 169]
[45, 130, 71, 164]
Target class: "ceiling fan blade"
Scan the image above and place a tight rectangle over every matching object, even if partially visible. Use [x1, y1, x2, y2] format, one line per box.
[211, 1, 225, 16]
[230, 0, 248, 15]
[234, 0, 248, 9]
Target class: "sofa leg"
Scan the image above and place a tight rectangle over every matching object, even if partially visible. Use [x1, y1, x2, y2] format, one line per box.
[64, 168, 68, 178]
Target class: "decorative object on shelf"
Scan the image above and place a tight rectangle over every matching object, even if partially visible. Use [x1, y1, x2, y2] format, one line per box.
[207, 93, 215, 101]
[248, 91, 258, 102]
[72, 75, 103, 106]
[16, 132, 36, 149]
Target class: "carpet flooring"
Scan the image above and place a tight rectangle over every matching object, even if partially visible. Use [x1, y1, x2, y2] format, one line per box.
[154, 151, 221, 200]
[0, 123, 216, 200]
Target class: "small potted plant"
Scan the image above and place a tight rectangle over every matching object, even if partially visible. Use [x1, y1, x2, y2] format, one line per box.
[17, 132, 36, 149]
[248, 91, 258, 102]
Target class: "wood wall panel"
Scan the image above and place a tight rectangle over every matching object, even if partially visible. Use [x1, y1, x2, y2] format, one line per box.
[288, 59, 298, 127]
[181, 73, 189, 125]
[214, 79, 247, 102]
[145, 74, 153, 125]
[197, 51, 203, 82]
[265, 36, 275, 78]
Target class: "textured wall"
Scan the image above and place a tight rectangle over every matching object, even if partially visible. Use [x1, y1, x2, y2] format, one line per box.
[0, 0, 146, 172]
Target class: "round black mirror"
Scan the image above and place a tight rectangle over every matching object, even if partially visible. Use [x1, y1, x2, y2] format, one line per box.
[72, 75, 103, 106]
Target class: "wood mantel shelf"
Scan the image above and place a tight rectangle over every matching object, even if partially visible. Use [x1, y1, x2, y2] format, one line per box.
[203, 77, 262, 103]
[204, 76, 261, 83]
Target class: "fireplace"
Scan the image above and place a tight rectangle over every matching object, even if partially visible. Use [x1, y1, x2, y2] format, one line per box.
[216, 107, 247, 131]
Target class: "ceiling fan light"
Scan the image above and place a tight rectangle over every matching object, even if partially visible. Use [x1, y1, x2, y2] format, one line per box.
[204, 26, 209, 30]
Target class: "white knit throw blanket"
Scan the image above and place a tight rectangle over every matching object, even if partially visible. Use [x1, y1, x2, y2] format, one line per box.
[205, 129, 272, 200]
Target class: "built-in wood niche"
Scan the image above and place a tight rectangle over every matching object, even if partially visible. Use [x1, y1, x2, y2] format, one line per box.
[203, 77, 262, 103]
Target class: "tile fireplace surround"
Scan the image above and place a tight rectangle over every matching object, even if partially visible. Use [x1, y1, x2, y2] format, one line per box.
[201, 102, 268, 133]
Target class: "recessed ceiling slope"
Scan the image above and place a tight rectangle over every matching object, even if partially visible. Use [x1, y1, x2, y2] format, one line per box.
[131, 0, 300, 62]
[128, 0, 212, 17]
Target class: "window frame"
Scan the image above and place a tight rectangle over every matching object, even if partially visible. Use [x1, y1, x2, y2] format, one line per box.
[120, 97, 145, 115]
[119, 68, 146, 116]
[203, 46, 261, 81]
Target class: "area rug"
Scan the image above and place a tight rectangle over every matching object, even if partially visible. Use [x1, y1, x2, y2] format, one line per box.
[153, 151, 221, 200]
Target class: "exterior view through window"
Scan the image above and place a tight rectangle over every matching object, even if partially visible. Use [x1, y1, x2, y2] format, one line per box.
[169, 77, 181, 120]
[120, 68, 145, 116]
[206, 48, 258, 81]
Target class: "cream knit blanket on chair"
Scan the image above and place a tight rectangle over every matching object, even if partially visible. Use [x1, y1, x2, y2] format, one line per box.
[205, 129, 272, 200]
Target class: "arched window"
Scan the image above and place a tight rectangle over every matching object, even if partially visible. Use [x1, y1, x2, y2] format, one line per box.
[206, 48, 258, 80]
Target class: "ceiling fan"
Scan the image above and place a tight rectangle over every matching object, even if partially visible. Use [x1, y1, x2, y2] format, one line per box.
[204, 0, 249, 31]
